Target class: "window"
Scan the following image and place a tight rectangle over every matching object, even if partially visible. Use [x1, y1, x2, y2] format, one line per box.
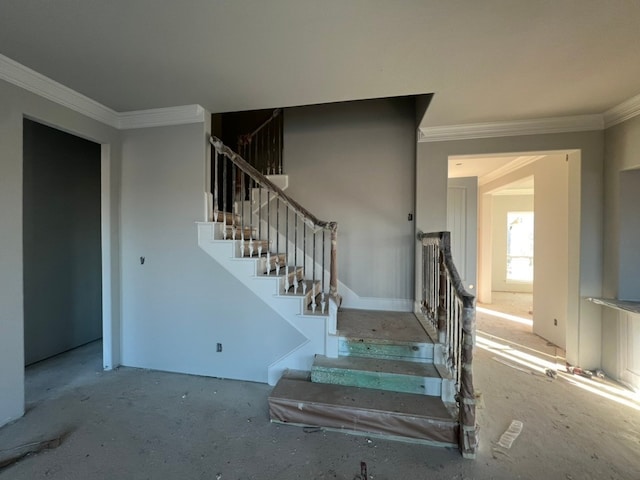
[506, 212, 534, 282]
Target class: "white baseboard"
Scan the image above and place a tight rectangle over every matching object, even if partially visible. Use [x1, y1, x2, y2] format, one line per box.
[338, 281, 413, 312]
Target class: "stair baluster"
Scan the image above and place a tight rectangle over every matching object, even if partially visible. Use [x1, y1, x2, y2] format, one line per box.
[417, 231, 477, 458]
[209, 135, 339, 310]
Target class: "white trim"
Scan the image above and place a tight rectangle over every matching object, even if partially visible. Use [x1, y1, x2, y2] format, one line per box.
[338, 280, 413, 312]
[0, 53, 205, 130]
[118, 105, 206, 129]
[0, 53, 119, 128]
[100, 144, 116, 370]
[479, 155, 544, 186]
[419, 114, 604, 142]
[604, 92, 640, 128]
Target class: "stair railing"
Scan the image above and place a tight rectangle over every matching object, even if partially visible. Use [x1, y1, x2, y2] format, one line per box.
[237, 109, 283, 175]
[417, 231, 477, 459]
[210, 135, 339, 309]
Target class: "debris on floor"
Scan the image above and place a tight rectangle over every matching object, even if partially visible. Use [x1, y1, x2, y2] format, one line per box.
[565, 364, 593, 379]
[497, 420, 523, 449]
[0, 432, 69, 470]
[544, 368, 558, 379]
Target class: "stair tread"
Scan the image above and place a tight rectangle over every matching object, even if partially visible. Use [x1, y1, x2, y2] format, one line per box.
[269, 375, 457, 444]
[313, 355, 440, 379]
[338, 309, 433, 345]
[271, 376, 454, 421]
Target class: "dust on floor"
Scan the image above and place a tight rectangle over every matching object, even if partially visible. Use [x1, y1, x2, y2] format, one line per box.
[1, 316, 639, 480]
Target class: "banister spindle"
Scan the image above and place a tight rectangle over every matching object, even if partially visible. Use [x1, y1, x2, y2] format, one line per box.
[213, 151, 219, 222]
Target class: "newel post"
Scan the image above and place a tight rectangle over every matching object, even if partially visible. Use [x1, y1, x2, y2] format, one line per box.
[329, 226, 338, 299]
[459, 304, 478, 459]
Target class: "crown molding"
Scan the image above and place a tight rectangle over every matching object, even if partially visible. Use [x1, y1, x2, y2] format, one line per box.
[0, 53, 119, 128]
[479, 155, 545, 186]
[118, 105, 206, 129]
[419, 114, 604, 142]
[0, 53, 206, 130]
[604, 92, 640, 128]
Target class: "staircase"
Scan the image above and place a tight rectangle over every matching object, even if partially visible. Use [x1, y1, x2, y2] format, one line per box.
[269, 309, 460, 448]
[197, 127, 478, 457]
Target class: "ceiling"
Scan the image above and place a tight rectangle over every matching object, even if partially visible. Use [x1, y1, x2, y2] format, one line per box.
[1, 1, 640, 128]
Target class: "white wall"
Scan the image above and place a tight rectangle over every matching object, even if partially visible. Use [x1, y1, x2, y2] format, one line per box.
[119, 123, 306, 382]
[417, 131, 603, 368]
[0, 78, 121, 428]
[284, 98, 416, 308]
[447, 177, 478, 293]
[480, 156, 569, 348]
[531, 155, 569, 348]
[490, 194, 534, 293]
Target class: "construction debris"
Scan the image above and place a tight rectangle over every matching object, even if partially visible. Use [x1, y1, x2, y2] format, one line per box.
[497, 420, 523, 449]
[565, 364, 594, 379]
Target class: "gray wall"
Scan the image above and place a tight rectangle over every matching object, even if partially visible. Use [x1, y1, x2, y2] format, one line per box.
[283, 98, 416, 302]
[417, 131, 603, 368]
[119, 123, 305, 382]
[602, 115, 640, 376]
[23, 119, 102, 365]
[0, 78, 121, 428]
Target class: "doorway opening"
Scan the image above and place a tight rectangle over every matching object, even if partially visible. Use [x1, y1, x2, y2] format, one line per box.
[22, 119, 104, 405]
[448, 151, 575, 358]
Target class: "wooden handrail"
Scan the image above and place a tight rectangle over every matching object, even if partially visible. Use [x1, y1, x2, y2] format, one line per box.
[417, 231, 474, 308]
[210, 135, 337, 233]
[239, 109, 282, 146]
[417, 230, 477, 458]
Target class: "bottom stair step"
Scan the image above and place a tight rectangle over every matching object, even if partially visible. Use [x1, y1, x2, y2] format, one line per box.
[269, 374, 458, 447]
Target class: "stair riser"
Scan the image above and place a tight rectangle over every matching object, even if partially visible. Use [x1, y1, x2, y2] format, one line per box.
[257, 255, 286, 274]
[311, 368, 442, 396]
[238, 241, 271, 257]
[269, 397, 457, 447]
[338, 339, 434, 363]
[279, 269, 305, 290]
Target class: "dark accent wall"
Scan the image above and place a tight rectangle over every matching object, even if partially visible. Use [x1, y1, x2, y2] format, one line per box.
[23, 119, 102, 365]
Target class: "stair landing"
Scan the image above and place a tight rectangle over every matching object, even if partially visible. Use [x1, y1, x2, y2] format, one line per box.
[338, 309, 431, 343]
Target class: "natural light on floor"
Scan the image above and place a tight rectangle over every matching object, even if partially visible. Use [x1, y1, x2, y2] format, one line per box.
[476, 331, 640, 412]
[476, 306, 533, 326]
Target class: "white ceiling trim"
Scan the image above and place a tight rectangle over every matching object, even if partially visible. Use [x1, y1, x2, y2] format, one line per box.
[0, 53, 205, 130]
[118, 105, 206, 129]
[419, 114, 604, 143]
[603, 92, 640, 128]
[479, 155, 545, 186]
[0, 52, 119, 127]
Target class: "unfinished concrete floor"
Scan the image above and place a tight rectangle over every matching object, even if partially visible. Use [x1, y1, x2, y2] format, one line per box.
[2, 308, 640, 479]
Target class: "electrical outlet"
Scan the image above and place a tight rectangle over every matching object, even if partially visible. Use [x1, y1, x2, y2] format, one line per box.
[408, 213, 413, 221]
[216, 343, 223, 352]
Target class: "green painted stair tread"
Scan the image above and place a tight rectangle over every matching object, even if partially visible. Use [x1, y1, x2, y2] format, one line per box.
[268, 375, 457, 445]
[312, 354, 440, 378]
[338, 337, 434, 363]
[311, 355, 441, 395]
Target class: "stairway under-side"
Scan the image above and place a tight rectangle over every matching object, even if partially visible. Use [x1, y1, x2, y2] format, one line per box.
[268, 309, 459, 448]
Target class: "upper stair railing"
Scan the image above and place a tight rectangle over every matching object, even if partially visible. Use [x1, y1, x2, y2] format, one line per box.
[210, 135, 339, 309]
[237, 109, 283, 175]
[417, 231, 477, 459]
